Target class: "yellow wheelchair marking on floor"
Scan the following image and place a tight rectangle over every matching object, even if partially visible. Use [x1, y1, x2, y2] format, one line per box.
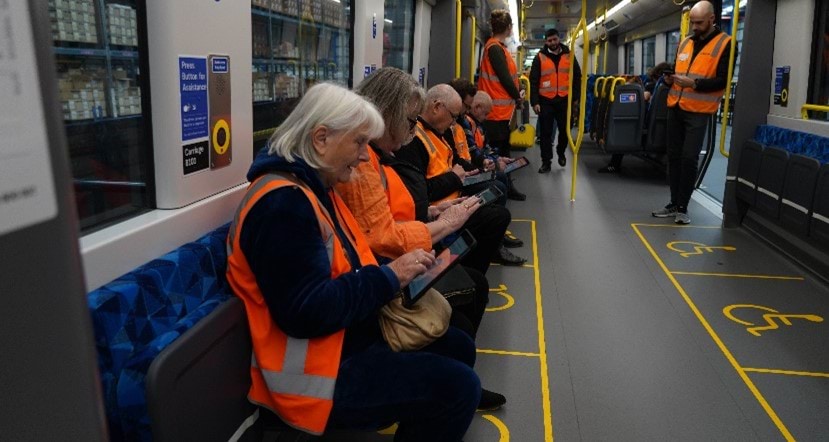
[481, 414, 510, 441]
[487, 284, 516, 312]
[723, 304, 824, 337]
[667, 240, 736, 258]
[671, 271, 804, 281]
[477, 348, 541, 357]
[631, 223, 795, 441]
[743, 368, 829, 378]
[377, 423, 397, 435]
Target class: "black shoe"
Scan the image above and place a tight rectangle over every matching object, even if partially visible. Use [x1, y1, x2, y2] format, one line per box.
[507, 187, 526, 201]
[502, 233, 523, 248]
[558, 155, 566, 167]
[492, 246, 527, 266]
[538, 162, 551, 173]
[478, 388, 506, 411]
[597, 165, 619, 173]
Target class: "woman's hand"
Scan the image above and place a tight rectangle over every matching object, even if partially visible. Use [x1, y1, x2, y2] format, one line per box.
[387, 249, 436, 287]
[436, 196, 481, 232]
[452, 164, 466, 179]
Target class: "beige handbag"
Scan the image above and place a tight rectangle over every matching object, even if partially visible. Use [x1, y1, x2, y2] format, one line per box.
[379, 288, 451, 352]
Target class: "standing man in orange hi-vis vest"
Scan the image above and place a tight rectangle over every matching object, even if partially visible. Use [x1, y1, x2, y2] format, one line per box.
[652, 0, 735, 225]
[530, 28, 582, 173]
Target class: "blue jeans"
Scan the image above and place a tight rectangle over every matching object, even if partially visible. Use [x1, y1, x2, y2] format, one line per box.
[327, 326, 481, 441]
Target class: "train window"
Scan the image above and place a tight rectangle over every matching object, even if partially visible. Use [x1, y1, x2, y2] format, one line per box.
[808, 0, 829, 120]
[251, 0, 353, 154]
[383, 0, 415, 72]
[50, 0, 154, 232]
[642, 36, 656, 73]
[666, 30, 680, 65]
[626, 43, 635, 74]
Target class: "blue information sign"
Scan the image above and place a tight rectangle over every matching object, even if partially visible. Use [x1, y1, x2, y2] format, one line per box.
[179, 57, 209, 142]
[619, 93, 637, 103]
[211, 56, 229, 73]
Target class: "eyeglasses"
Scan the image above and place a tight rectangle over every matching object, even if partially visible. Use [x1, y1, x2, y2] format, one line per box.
[438, 102, 460, 120]
[407, 117, 418, 130]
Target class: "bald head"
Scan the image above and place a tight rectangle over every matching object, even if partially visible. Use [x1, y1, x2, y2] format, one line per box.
[471, 91, 493, 122]
[689, 1, 716, 39]
[421, 84, 463, 132]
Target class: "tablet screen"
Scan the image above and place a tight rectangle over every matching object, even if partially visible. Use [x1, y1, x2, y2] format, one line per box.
[474, 184, 503, 207]
[403, 231, 476, 307]
[462, 171, 495, 187]
[502, 157, 529, 174]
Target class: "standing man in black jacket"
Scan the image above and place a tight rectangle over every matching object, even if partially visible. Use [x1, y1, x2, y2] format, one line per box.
[531, 28, 582, 173]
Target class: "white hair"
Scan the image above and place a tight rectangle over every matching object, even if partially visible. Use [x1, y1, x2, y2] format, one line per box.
[267, 83, 384, 168]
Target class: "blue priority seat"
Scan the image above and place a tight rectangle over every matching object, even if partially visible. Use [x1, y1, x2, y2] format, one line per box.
[810, 164, 829, 250]
[86, 224, 232, 441]
[754, 146, 790, 220]
[736, 141, 765, 207]
[779, 154, 821, 236]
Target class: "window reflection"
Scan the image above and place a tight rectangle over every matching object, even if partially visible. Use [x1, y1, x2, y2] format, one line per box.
[383, 0, 415, 71]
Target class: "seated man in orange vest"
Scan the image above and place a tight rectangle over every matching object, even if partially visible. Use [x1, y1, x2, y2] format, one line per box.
[395, 84, 527, 268]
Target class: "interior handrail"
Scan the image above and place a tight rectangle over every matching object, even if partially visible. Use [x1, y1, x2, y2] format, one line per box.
[801, 104, 829, 119]
[594, 76, 606, 98]
[469, 15, 476, 81]
[567, 0, 590, 202]
[520, 74, 531, 101]
[455, 0, 462, 78]
[680, 6, 691, 40]
[608, 77, 626, 102]
[717, 0, 742, 158]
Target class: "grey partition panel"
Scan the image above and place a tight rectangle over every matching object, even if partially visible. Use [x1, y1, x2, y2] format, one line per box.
[754, 147, 789, 219]
[146, 298, 257, 442]
[604, 84, 645, 153]
[780, 155, 821, 236]
[0, 2, 107, 439]
[810, 164, 829, 249]
[644, 84, 669, 153]
[736, 141, 764, 207]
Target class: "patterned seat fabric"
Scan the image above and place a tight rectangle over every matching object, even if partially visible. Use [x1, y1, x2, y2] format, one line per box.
[87, 224, 231, 441]
[755, 124, 829, 164]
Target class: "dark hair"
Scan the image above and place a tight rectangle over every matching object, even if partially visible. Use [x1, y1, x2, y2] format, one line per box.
[448, 78, 477, 100]
[545, 28, 559, 38]
[490, 9, 512, 35]
[649, 61, 674, 78]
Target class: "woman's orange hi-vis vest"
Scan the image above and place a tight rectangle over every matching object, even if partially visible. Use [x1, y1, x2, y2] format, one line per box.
[226, 172, 378, 435]
[667, 32, 731, 114]
[478, 38, 518, 121]
[413, 122, 461, 203]
[466, 115, 485, 149]
[452, 123, 472, 161]
[537, 52, 571, 99]
[367, 148, 416, 221]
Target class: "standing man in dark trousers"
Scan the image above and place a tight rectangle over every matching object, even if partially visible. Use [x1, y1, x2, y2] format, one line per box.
[652, 0, 734, 224]
[478, 9, 526, 199]
[530, 28, 581, 173]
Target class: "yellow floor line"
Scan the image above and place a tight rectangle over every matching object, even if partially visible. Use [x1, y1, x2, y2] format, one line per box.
[481, 414, 510, 441]
[743, 368, 829, 378]
[631, 223, 795, 441]
[488, 263, 536, 268]
[531, 220, 554, 442]
[477, 348, 540, 357]
[671, 271, 804, 281]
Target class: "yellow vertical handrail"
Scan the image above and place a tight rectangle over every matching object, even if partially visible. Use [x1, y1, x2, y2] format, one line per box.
[567, 0, 590, 202]
[801, 104, 829, 119]
[680, 6, 691, 40]
[608, 76, 626, 102]
[601, 6, 609, 73]
[455, 0, 462, 78]
[594, 76, 606, 98]
[469, 15, 476, 80]
[717, 0, 743, 158]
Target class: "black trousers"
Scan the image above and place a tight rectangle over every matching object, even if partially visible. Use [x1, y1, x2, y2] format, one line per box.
[459, 204, 510, 275]
[539, 99, 569, 163]
[482, 119, 512, 158]
[449, 266, 490, 339]
[666, 107, 710, 209]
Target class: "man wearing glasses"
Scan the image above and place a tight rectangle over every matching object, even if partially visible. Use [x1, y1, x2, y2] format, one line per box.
[530, 28, 582, 173]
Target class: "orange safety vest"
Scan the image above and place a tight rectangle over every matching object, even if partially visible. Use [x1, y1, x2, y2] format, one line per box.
[537, 52, 571, 98]
[226, 173, 377, 435]
[367, 148, 416, 221]
[452, 123, 472, 161]
[413, 122, 461, 203]
[466, 115, 485, 150]
[667, 32, 731, 114]
[478, 38, 518, 121]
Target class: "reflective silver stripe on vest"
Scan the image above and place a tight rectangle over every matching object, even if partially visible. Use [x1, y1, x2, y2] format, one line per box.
[377, 162, 388, 190]
[558, 67, 570, 74]
[491, 98, 514, 106]
[667, 88, 722, 103]
[228, 174, 293, 255]
[479, 71, 499, 81]
[677, 37, 692, 57]
[709, 34, 729, 59]
[252, 353, 337, 400]
[687, 73, 709, 80]
[415, 125, 437, 154]
[540, 68, 555, 76]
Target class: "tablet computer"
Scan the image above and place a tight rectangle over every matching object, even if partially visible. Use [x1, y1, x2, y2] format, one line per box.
[402, 230, 477, 308]
[502, 156, 530, 174]
[462, 170, 495, 187]
[474, 184, 504, 207]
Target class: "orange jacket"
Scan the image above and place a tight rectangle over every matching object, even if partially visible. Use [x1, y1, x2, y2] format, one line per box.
[452, 123, 472, 161]
[226, 173, 377, 435]
[413, 122, 461, 203]
[537, 52, 571, 99]
[335, 148, 431, 259]
[667, 32, 731, 113]
[478, 38, 518, 121]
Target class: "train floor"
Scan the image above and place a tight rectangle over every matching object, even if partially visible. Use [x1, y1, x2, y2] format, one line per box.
[315, 138, 829, 441]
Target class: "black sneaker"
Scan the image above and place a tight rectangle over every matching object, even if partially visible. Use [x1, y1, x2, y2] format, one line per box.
[597, 165, 619, 173]
[558, 155, 566, 167]
[538, 162, 551, 173]
[478, 388, 506, 411]
[507, 187, 526, 201]
[502, 233, 523, 248]
[492, 246, 527, 266]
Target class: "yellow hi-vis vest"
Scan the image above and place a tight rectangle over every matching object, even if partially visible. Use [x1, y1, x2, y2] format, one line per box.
[413, 122, 461, 203]
[537, 52, 571, 98]
[226, 172, 378, 435]
[478, 38, 518, 121]
[667, 32, 731, 114]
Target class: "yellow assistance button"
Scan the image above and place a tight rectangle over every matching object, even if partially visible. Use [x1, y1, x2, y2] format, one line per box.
[212, 118, 230, 155]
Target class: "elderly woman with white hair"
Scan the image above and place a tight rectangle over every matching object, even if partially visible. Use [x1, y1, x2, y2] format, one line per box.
[227, 83, 480, 440]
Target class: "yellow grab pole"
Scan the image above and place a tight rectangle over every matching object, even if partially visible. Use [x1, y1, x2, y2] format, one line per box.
[567, 0, 590, 202]
[680, 6, 691, 40]
[717, 0, 743, 158]
[801, 104, 829, 119]
[469, 15, 476, 80]
[455, 0, 462, 78]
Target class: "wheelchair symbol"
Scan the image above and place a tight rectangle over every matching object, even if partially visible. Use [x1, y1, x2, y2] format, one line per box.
[667, 241, 736, 258]
[486, 284, 515, 312]
[723, 304, 824, 337]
